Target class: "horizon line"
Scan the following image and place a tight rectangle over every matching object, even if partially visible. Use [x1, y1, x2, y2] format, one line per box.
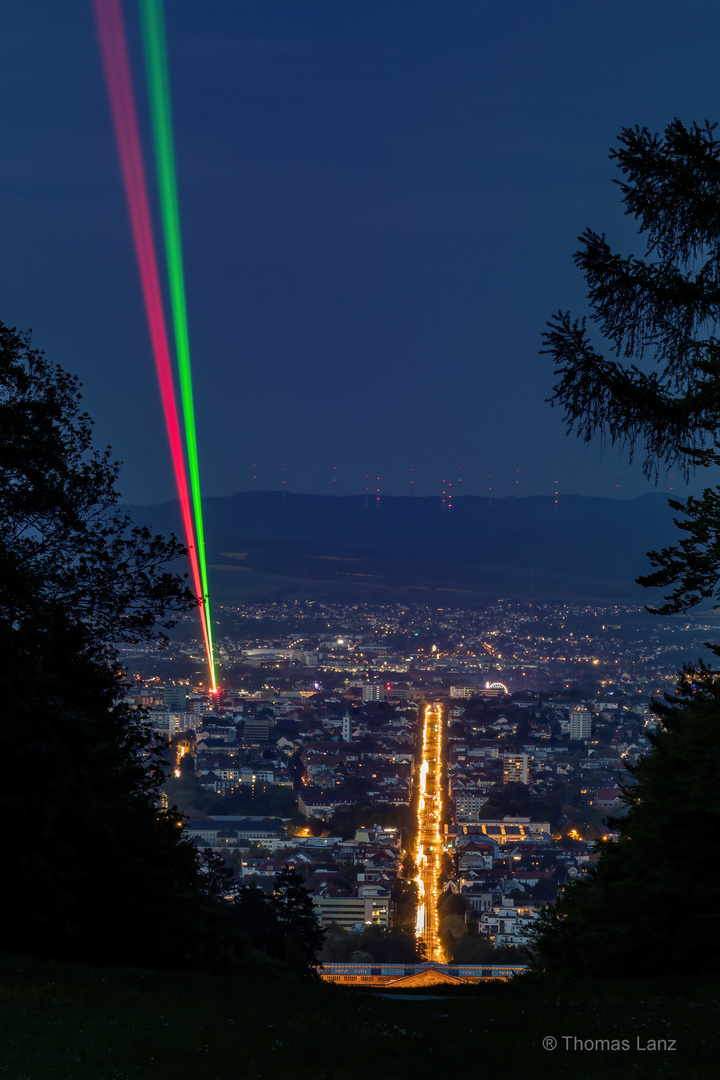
[121, 488, 672, 508]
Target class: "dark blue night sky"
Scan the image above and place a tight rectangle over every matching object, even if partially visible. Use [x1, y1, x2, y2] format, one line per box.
[2, 0, 718, 504]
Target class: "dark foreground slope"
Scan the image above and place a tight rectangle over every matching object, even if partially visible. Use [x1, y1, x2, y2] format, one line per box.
[1, 952, 716, 1079]
[125, 491, 680, 605]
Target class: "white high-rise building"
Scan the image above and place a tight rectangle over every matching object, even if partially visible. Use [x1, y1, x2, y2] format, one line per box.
[570, 708, 592, 741]
[341, 711, 352, 743]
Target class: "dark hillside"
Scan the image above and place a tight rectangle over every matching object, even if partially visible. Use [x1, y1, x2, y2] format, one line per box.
[125, 492, 680, 604]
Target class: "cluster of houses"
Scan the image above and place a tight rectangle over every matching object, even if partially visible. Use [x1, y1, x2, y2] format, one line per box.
[443, 819, 594, 948]
[137, 674, 654, 955]
[183, 818, 405, 931]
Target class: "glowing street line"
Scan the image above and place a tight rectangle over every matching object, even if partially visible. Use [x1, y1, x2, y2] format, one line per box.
[91, 0, 213, 683]
[138, 0, 216, 689]
[413, 703, 445, 962]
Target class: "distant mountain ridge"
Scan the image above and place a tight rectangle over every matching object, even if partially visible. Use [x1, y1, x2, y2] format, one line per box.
[123, 491, 682, 605]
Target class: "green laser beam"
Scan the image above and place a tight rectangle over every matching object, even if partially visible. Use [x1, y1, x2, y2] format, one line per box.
[139, 0, 216, 689]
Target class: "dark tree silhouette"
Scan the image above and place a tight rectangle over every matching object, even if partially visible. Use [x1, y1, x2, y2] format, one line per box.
[229, 868, 323, 976]
[545, 120, 720, 616]
[0, 323, 229, 968]
[536, 122, 720, 977]
[547, 120, 720, 482]
[531, 666, 720, 976]
[272, 866, 324, 975]
[0, 321, 194, 642]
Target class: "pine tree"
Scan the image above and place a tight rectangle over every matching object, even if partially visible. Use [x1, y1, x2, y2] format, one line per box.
[545, 120, 720, 617]
[536, 121, 720, 976]
[272, 867, 324, 976]
[546, 119, 720, 485]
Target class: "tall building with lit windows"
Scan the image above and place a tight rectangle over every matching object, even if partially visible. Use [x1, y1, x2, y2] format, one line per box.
[503, 753, 529, 785]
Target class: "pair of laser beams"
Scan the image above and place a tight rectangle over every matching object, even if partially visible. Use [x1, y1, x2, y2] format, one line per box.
[92, 0, 216, 690]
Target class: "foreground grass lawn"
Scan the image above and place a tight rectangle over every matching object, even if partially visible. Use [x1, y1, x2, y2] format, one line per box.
[0, 952, 717, 1079]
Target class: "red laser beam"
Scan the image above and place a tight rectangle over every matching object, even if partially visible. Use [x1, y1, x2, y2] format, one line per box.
[92, 0, 213, 676]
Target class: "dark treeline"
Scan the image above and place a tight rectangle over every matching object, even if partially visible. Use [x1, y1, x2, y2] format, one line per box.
[0, 322, 321, 976]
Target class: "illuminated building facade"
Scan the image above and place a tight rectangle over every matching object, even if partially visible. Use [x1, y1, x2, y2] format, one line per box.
[312, 895, 390, 930]
[503, 753, 529, 785]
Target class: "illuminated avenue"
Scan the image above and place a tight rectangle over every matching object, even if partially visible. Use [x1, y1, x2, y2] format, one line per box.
[414, 703, 445, 963]
[131, 599, 676, 979]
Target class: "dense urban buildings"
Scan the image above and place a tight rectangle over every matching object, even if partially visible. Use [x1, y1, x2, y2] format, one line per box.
[121, 599, 706, 970]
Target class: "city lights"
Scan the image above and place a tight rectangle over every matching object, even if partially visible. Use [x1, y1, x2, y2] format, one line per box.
[413, 702, 445, 963]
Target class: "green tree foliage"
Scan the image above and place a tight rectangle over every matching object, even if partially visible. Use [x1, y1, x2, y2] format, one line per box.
[437, 889, 466, 919]
[165, 761, 298, 819]
[531, 666, 720, 976]
[448, 924, 529, 965]
[437, 850, 454, 886]
[163, 749, 222, 817]
[438, 913, 467, 957]
[449, 925, 494, 964]
[329, 801, 413, 838]
[390, 875, 418, 926]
